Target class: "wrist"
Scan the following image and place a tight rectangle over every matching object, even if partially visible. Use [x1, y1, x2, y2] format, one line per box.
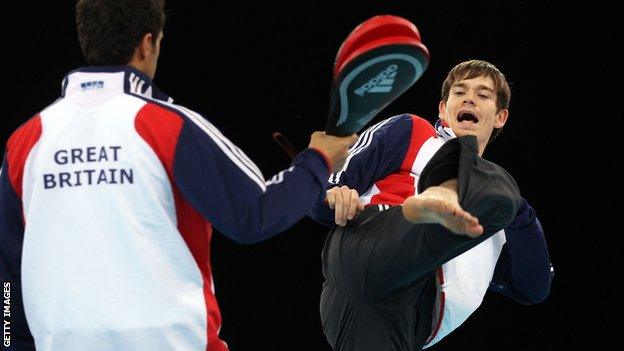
[309, 147, 333, 171]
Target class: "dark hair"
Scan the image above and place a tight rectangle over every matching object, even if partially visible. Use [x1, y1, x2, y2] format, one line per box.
[76, 0, 166, 66]
[441, 60, 511, 142]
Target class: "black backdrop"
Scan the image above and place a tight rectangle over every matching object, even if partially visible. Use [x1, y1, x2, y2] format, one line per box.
[2, 1, 620, 350]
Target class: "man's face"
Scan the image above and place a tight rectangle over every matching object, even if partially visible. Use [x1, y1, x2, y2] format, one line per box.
[438, 75, 508, 155]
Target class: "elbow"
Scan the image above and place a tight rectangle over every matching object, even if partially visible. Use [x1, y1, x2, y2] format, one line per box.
[530, 285, 552, 304]
[516, 282, 552, 305]
[518, 292, 549, 305]
[526, 266, 555, 304]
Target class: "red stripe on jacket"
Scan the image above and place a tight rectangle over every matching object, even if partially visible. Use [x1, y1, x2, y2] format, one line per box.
[135, 102, 228, 351]
[370, 115, 436, 206]
[6, 115, 43, 222]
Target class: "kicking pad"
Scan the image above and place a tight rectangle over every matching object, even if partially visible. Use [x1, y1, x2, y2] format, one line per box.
[326, 15, 430, 136]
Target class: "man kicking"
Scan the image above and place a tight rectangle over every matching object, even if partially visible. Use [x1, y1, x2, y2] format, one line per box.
[312, 60, 553, 350]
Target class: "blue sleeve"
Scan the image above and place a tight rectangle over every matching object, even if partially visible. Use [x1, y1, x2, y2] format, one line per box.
[489, 198, 554, 304]
[0, 156, 36, 350]
[310, 114, 414, 226]
[172, 116, 330, 244]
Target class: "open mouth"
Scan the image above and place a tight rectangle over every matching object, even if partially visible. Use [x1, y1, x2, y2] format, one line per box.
[457, 112, 479, 123]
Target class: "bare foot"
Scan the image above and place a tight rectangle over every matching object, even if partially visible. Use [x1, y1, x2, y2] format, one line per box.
[402, 185, 484, 237]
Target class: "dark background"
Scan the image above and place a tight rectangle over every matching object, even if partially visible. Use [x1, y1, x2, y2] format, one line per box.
[2, 1, 620, 350]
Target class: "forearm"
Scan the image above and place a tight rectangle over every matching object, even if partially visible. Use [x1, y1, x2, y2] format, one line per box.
[200, 148, 330, 243]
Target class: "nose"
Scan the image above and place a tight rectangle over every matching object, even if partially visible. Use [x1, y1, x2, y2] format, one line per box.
[462, 94, 476, 106]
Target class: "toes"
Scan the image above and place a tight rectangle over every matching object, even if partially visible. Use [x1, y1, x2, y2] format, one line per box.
[465, 224, 484, 237]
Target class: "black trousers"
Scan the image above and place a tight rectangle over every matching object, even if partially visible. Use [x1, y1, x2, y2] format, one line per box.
[320, 136, 521, 351]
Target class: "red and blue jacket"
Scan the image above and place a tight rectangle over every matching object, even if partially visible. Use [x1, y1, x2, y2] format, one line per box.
[0, 66, 331, 351]
[311, 114, 553, 314]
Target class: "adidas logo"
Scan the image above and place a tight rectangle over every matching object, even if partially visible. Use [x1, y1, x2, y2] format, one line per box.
[354, 64, 398, 97]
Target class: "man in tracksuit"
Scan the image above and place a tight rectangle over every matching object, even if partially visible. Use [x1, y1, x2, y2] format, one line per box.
[312, 60, 553, 350]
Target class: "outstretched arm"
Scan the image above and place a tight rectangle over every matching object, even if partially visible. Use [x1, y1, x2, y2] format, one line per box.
[136, 102, 356, 244]
[172, 115, 356, 243]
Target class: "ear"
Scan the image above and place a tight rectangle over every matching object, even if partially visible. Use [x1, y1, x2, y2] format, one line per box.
[438, 100, 447, 121]
[138, 33, 155, 59]
[494, 109, 509, 128]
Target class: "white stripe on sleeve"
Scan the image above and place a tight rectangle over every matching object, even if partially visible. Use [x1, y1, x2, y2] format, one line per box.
[170, 104, 268, 192]
[330, 117, 395, 184]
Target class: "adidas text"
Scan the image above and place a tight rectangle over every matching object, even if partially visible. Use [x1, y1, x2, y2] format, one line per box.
[354, 64, 398, 96]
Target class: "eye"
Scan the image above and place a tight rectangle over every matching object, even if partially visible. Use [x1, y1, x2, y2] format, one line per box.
[478, 94, 490, 99]
[453, 91, 465, 96]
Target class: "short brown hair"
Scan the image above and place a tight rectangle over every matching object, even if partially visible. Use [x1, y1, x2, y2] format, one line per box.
[76, 0, 166, 66]
[441, 60, 511, 141]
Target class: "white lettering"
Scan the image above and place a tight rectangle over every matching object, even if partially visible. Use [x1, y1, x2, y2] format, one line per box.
[2, 281, 10, 346]
[354, 64, 398, 96]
